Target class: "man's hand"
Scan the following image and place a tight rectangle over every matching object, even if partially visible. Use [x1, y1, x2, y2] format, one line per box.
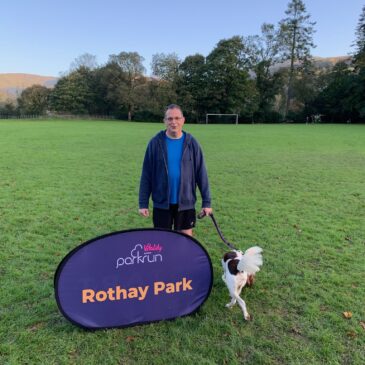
[139, 208, 149, 217]
[200, 207, 213, 218]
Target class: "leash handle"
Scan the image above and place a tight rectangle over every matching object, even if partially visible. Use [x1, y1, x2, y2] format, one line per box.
[198, 212, 237, 250]
[197, 211, 206, 219]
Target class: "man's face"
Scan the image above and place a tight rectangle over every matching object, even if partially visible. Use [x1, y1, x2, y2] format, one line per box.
[164, 108, 185, 138]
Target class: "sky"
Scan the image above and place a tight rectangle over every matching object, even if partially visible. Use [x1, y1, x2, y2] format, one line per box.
[1, 0, 364, 77]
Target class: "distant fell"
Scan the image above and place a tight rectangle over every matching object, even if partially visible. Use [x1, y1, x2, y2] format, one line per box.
[0, 73, 58, 102]
[312, 55, 352, 67]
[0, 57, 352, 103]
[271, 55, 352, 72]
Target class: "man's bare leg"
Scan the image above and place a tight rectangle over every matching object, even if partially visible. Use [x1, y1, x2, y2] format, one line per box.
[180, 229, 193, 236]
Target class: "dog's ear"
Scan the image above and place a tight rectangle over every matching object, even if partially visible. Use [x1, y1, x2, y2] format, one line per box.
[227, 259, 240, 275]
[223, 251, 237, 262]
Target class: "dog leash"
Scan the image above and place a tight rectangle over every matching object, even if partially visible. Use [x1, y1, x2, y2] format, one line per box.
[198, 212, 238, 250]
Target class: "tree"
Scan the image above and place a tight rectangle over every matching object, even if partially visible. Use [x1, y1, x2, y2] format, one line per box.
[150, 53, 180, 113]
[131, 79, 174, 121]
[151, 53, 180, 82]
[312, 62, 356, 122]
[94, 62, 126, 117]
[353, 5, 365, 70]
[177, 54, 207, 122]
[50, 67, 97, 114]
[205, 36, 251, 115]
[0, 101, 18, 117]
[302, 6, 365, 124]
[244, 24, 281, 68]
[289, 60, 318, 119]
[353, 6, 365, 55]
[69, 53, 98, 72]
[279, 0, 316, 118]
[18, 85, 50, 115]
[244, 24, 283, 121]
[108, 52, 146, 120]
[351, 6, 365, 118]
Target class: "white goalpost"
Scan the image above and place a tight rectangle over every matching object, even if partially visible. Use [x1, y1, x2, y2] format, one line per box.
[205, 113, 239, 124]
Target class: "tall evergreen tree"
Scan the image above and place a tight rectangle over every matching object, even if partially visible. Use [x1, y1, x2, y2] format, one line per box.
[353, 5, 365, 69]
[279, 0, 316, 118]
[351, 5, 365, 120]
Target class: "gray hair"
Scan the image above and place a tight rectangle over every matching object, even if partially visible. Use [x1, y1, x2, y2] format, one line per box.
[164, 104, 183, 117]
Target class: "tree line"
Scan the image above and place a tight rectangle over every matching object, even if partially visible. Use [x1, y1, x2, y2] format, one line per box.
[2, 0, 365, 123]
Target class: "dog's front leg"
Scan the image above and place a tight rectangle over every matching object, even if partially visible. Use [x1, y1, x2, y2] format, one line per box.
[234, 294, 251, 321]
[225, 296, 236, 308]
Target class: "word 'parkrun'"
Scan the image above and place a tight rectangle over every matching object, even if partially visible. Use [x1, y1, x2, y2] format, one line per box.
[116, 244, 163, 268]
[82, 278, 193, 303]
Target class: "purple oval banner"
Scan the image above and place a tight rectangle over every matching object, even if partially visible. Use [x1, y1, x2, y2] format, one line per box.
[54, 229, 213, 329]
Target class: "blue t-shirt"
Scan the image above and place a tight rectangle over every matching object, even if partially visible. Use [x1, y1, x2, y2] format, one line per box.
[165, 133, 185, 204]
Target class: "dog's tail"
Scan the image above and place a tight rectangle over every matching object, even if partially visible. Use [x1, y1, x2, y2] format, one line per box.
[237, 246, 263, 274]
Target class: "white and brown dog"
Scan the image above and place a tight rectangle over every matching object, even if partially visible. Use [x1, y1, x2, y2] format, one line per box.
[221, 246, 263, 320]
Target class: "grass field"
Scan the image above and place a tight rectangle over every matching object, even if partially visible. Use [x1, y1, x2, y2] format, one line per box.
[0, 120, 364, 365]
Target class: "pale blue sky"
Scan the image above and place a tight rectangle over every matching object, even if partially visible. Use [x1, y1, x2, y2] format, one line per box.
[1, 0, 363, 76]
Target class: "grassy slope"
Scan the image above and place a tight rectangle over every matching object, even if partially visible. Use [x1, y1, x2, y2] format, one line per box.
[0, 120, 364, 365]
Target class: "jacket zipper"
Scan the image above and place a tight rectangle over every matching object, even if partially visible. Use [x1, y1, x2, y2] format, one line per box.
[178, 142, 189, 211]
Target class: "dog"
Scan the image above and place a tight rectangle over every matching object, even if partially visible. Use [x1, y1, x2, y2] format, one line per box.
[221, 246, 263, 320]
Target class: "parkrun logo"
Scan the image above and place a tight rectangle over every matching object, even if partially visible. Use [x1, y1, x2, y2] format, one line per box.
[116, 243, 163, 269]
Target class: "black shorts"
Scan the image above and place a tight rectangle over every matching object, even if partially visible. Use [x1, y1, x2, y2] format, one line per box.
[153, 205, 196, 230]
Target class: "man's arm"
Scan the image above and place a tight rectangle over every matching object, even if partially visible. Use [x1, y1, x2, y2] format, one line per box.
[138, 143, 152, 216]
[194, 141, 212, 210]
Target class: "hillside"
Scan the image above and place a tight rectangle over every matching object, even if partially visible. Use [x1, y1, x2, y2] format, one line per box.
[313, 55, 351, 67]
[0, 73, 58, 102]
[270, 55, 352, 72]
[0, 57, 351, 103]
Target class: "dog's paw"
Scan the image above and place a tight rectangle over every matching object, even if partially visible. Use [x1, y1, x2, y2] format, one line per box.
[225, 303, 234, 309]
[244, 313, 251, 321]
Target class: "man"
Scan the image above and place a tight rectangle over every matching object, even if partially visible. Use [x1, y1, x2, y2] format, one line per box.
[138, 104, 212, 236]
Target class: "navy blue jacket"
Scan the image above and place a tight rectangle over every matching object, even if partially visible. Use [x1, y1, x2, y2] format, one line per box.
[139, 130, 211, 211]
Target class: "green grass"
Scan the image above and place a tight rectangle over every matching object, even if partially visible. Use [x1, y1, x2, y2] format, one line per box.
[0, 120, 364, 365]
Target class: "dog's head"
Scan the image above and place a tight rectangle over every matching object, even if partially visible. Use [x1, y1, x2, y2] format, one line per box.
[222, 248, 261, 286]
[222, 250, 243, 275]
[222, 250, 242, 263]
